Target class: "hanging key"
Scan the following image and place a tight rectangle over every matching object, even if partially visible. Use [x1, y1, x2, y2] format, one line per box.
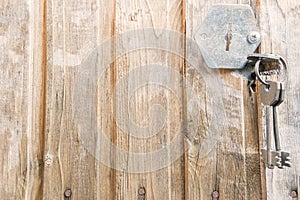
[260, 81, 282, 169]
[260, 81, 291, 169]
[271, 82, 291, 168]
[249, 53, 290, 169]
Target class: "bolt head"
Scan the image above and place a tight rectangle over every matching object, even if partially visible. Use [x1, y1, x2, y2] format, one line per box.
[64, 188, 72, 198]
[212, 191, 219, 199]
[290, 190, 298, 198]
[200, 33, 207, 40]
[138, 187, 146, 196]
[247, 31, 261, 44]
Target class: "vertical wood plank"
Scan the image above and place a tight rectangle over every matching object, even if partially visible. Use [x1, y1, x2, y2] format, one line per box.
[0, 0, 45, 199]
[2, 0, 299, 199]
[259, 0, 300, 199]
[185, 1, 263, 199]
[42, 0, 116, 199]
[113, 0, 186, 199]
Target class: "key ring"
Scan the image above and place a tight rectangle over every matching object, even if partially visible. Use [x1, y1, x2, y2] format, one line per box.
[254, 56, 287, 86]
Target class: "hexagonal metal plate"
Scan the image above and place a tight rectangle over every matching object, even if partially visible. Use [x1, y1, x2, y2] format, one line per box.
[194, 4, 261, 69]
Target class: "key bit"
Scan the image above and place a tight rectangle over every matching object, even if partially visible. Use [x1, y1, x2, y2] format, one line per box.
[278, 151, 292, 169]
[261, 149, 281, 169]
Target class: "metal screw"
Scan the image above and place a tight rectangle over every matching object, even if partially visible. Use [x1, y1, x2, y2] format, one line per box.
[212, 191, 219, 199]
[200, 33, 207, 40]
[290, 190, 298, 198]
[138, 187, 146, 196]
[64, 188, 72, 198]
[247, 31, 261, 44]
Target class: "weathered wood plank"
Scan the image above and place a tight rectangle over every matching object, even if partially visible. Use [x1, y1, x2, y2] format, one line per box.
[0, 0, 45, 199]
[259, 0, 300, 199]
[42, 0, 116, 199]
[2, 0, 299, 199]
[185, 1, 263, 199]
[113, 0, 186, 199]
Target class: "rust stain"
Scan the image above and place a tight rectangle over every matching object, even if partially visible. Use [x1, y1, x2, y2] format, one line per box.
[255, 0, 261, 17]
[181, 0, 188, 199]
[38, 0, 47, 198]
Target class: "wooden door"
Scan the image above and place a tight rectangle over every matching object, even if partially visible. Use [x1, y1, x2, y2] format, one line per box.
[0, 0, 299, 199]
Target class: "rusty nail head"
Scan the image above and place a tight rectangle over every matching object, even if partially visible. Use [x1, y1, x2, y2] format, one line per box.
[64, 188, 72, 198]
[138, 187, 146, 196]
[212, 191, 219, 199]
[290, 190, 298, 198]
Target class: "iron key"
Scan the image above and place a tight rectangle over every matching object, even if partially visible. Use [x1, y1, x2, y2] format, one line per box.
[271, 83, 291, 168]
[260, 81, 291, 169]
[260, 81, 282, 168]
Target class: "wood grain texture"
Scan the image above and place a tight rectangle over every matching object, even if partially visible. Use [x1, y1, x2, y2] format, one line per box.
[185, 0, 263, 199]
[259, 0, 300, 199]
[0, 0, 45, 199]
[2, 0, 299, 199]
[113, 0, 185, 199]
[42, 0, 116, 199]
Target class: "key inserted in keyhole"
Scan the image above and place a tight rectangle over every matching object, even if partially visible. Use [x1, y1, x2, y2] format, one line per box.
[225, 23, 232, 51]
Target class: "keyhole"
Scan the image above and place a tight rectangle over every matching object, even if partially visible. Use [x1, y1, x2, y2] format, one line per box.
[225, 33, 232, 51]
[225, 24, 232, 51]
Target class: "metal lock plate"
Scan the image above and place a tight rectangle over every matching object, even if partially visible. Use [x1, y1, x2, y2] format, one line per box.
[194, 4, 261, 69]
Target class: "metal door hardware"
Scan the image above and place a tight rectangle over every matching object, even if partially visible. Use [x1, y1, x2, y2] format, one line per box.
[260, 81, 291, 169]
[252, 54, 291, 169]
[247, 53, 287, 93]
[194, 4, 261, 69]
